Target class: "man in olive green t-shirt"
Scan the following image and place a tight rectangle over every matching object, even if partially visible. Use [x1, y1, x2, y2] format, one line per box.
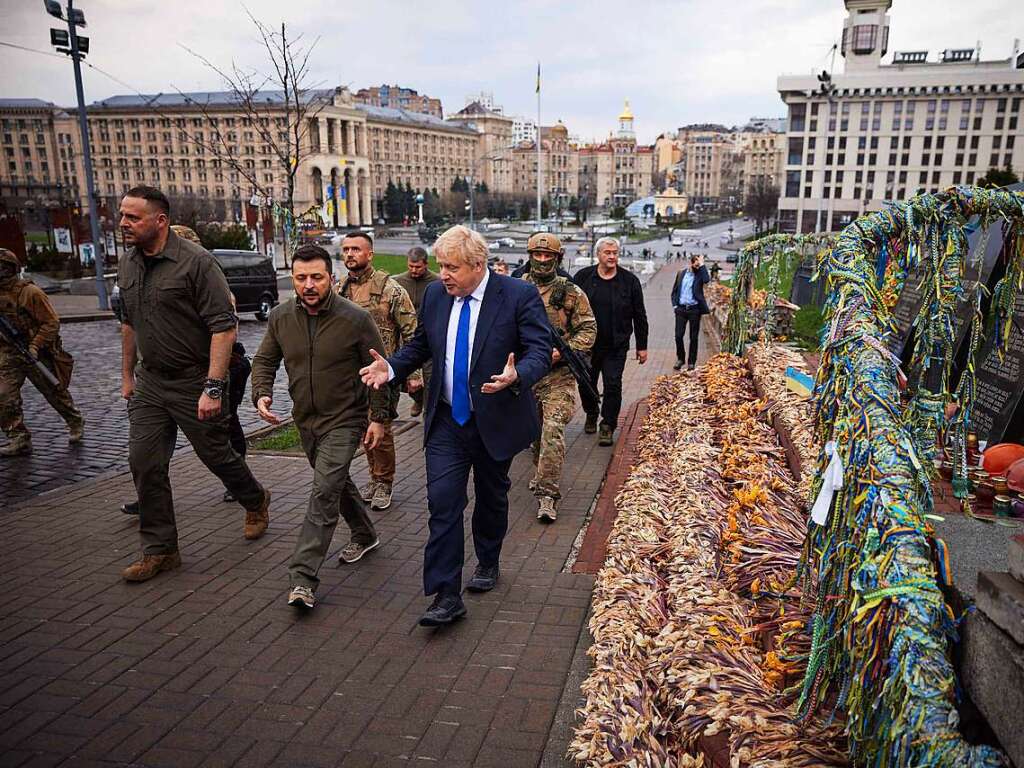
[117, 186, 270, 584]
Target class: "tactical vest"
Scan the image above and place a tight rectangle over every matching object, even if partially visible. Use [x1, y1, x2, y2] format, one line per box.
[0, 280, 41, 339]
[538, 276, 579, 333]
[344, 270, 400, 356]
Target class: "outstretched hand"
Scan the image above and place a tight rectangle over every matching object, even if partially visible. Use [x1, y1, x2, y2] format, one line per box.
[359, 349, 391, 390]
[481, 352, 518, 394]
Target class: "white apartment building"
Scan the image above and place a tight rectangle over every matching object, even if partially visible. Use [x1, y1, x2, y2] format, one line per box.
[512, 118, 537, 146]
[777, 0, 1024, 233]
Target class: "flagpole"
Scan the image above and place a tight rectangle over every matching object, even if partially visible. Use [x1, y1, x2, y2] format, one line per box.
[535, 61, 542, 223]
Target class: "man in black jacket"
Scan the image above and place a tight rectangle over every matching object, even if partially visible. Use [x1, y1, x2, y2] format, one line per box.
[572, 237, 649, 446]
[670, 253, 711, 370]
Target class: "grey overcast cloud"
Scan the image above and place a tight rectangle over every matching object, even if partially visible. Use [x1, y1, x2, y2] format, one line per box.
[0, 0, 1021, 143]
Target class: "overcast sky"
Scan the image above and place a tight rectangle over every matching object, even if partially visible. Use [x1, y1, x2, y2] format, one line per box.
[1, 0, 1021, 143]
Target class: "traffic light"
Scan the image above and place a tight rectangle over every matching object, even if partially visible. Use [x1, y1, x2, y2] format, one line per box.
[464, 199, 471, 212]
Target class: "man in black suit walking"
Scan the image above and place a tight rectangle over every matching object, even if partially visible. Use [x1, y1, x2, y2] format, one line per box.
[360, 225, 551, 626]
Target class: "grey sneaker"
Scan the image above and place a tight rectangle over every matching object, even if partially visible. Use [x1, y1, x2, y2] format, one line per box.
[359, 480, 378, 502]
[537, 496, 557, 523]
[288, 585, 315, 609]
[371, 482, 393, 510]
[338, 537, 380, 564]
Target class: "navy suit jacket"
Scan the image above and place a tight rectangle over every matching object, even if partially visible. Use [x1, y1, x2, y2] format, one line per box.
[387, 271, 552, 461]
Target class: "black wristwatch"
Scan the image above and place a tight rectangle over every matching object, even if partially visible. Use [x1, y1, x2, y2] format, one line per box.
[204, 377, 226, 400]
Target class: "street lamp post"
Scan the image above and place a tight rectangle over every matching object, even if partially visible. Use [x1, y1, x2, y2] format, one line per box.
[45, 0, 107, 310]
[415, 192, 424, 225]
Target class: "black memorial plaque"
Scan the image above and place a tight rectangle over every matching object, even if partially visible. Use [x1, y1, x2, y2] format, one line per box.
[971, 290, 1024, 445]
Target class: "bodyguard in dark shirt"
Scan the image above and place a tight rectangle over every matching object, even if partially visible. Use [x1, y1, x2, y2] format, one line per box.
[572, 237, 649, 446]
[117, 186, 270, 583]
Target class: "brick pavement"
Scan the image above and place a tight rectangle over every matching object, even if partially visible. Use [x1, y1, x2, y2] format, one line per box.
[1, 262, 707, 767]
[0, 318, 295, 505]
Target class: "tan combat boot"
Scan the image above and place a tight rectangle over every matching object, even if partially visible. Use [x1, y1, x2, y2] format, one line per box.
[0, 435, 32, 457]
[68, 418, 85, 445]
[122, 551, 182, 582]
[244, 488, 271, 540]
[537, 496, 557, 523]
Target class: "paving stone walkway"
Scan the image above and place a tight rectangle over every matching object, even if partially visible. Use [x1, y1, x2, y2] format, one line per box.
[0, 262, 712, 767]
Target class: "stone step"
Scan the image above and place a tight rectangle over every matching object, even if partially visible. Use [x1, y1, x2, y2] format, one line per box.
[1010, 535, 1024, 584]
[977, 570, 1024, 645]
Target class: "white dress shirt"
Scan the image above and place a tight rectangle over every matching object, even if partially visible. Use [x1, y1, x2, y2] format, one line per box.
[386, 268, 490, 410]
[442, 268, 489, 408]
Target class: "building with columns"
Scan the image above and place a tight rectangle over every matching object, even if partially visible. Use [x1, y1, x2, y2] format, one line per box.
[777, 0, 1024, 233]
[1, 85, 493, 228]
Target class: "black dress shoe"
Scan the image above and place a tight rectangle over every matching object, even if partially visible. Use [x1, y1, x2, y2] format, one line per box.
[121, 501, 140, 515]
[466, 564, 499, 593]
[418, 594, 467, 627]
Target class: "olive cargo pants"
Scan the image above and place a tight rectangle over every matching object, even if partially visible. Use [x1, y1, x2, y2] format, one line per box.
[289, 425, 378, 590]
[128, 367, 265, 555]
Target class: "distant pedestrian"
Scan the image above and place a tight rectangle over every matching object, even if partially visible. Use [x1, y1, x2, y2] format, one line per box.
[339, 233, 419, 512]
[252, 245, 390, 610]
[492, 260, 509, 276]
[671, 253, 711, 371]
[117, 186, 270, 583]
[394, 247, 439, 418]
[359, 225, 551, 627]
[0, 247, 83, 457]
[572, 237, 649, 447]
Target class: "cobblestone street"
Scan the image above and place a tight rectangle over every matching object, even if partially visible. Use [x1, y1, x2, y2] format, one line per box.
[1, 317, 295, 504]
[0, 261, 714, 767]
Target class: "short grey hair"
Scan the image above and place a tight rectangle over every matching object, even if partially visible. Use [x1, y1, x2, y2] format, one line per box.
[594, 236, 621, 257]
[433, 225, 487, 268]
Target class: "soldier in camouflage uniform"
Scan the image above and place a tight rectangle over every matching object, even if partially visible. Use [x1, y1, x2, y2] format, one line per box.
[0, 247, 84, 456]
[339, 232, 419, 511]
[522, 233, 596, 523]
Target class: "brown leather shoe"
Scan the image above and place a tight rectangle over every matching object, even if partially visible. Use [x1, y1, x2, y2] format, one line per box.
[122, 551, 181, 582]
[244, 489, 271, 540]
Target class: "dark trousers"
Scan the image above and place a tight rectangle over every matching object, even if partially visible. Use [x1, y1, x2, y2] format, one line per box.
[128, 368, 265, 555]
[423, 403, 512, 597]
[674, 307, 702, 365]
[290, 426, 377, 590]
[227, 354, 250, 458]
[580, 346, 627, 429]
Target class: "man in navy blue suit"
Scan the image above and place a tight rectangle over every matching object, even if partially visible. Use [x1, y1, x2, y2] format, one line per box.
[360, 225, 551, 626]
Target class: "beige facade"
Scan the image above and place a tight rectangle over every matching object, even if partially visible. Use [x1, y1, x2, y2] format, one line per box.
[0, 99, 84, 212]
[2, 86, 498, 227]
[512, 122, 579, 205]
[777, 0, 1024, 233]
[447, 101, 515, 193]
[578, 102, 653, 209]
[362, 105, 477, 214]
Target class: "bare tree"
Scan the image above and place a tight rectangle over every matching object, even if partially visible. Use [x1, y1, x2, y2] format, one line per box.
[172, 10, 328, 267]
[745, 177, 780, 235]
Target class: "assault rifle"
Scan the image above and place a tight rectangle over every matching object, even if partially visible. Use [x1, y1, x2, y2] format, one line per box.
[549, 326, 600, 405]
[0, 316, 60, 388]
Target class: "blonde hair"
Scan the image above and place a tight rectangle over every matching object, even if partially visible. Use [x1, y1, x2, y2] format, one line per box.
[432, 225, 487, 268]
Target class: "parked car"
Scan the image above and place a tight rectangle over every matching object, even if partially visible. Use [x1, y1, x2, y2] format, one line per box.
[487, 241, 501, 251]
[112, 249, 279, 322]
[497, 237, 517, 248]
[212, 249, 279, 320]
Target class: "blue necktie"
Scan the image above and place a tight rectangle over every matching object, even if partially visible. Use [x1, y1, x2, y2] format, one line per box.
[452, 297, 472, 425]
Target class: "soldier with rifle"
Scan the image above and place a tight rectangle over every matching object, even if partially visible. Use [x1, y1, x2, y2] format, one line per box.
[521, 233, 597, 523]
[0, 247, 83, 457]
